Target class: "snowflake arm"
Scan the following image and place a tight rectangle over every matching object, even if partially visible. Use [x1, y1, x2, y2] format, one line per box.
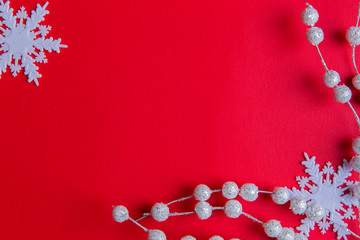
[26, 2, 49, 30]
[0, 1, 15, 29]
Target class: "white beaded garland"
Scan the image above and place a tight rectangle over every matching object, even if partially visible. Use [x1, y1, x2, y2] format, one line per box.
[240, 183, 258, 202]
[301, 4, 319, 26]
[352, 155, 360, 172]
[305, 202, 325, 222]
[290, 197, 307, 215]
[352, 75, 360, 90]
[306, 27, 324, 46]
[181, 236, 196, 240]
[264, 220, 282, 238]
[151, 203, 170, 222]
[272, 187, 290, 205]
[195, 201, 212, 220]
[224, 200, 242, 218]
[209, 236, 224, 240]
[353, 137, 360, 154]
[353, 185, 360, 199]
[194, 184, 212, 202]
[112, 205, 129, 223]
[294, 233, 308, 240]
[222, 181, 239, 199]
[277, 228, 294, 240]
[323, 70, 340, 88]
[347, 26, 360, 46]
[334, 85, 352, 103]
[148, 230, 167, 240]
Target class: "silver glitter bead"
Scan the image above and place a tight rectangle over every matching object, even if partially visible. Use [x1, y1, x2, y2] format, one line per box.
[194, 184, 212, 201]
[290, 197, 307, 215]
[181, 236, 196, 240]
[294, 233, 308, 240]
[224, 200, 242, 218]
[112, 205, 129, 223]
[323, 70, 340, 88]
[353, 137, 360, 154]
[353, 75, 360, 90]
[222, 181, 239, 199]
[151, 203, 170, 222]
[301, 5, 319, 26]
[148, 230, 167, 240]
[353, 185, 360, 199]
[195, 201, 212, 220]
[209, 236, 224, 240]
[272, 187, 290, 205]
[305, 202, 325, 222]
[264, 220, 282, 238]
[306, 27, 324, 46]
[240, 183, 258, 201]
[229, 239, 240, 240]
[277, 228, 294, 240]
[334, 85, 352, 103]
[352, 155, 360, 172]
[347, 26, 360, 46]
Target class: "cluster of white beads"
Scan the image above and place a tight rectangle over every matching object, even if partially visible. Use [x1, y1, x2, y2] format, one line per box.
[263, 219, 308, 240]
[302, 4, 354, 104]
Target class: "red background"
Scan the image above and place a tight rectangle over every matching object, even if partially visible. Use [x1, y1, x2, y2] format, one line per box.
[0, 0, 360, 239]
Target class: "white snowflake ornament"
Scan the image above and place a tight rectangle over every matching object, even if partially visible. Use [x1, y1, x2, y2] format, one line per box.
[0, 1, 67, 85]
[289, 153, 359, 239]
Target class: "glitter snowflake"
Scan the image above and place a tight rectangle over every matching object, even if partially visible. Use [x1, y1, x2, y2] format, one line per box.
[0, 1, 67, 85]
[289, 153, 359, 239]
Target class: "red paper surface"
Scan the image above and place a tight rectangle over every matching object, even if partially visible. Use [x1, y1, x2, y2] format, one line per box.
[0, 0, 360, 239]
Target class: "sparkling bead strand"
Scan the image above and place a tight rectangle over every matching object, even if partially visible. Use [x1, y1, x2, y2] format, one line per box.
[302, 3, 360, 131]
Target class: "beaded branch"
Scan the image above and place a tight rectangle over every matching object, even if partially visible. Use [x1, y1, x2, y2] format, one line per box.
[113, 3, 360, 240]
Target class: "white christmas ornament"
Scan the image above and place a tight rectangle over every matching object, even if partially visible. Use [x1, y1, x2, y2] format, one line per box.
[151, 203, 170, 222]
[0, 1, 66, 85]
[277, 227, 295, 240]
[272, 187, 290, 205]
[194, 184, 212, 201]
[112, 205, 129, 223]
[222, 181, 239, 199]
[240, 183, 258, 201]
[290, 197, 307, 215]
[224, 200, 242, 218]
[289, 153, 359, 239]
[194, 201, 212, 220]
[148, 230, 167, 240]
[181, 236, 196, 240]
[264, 219, 282, 238]
[209, 236, 223, 240]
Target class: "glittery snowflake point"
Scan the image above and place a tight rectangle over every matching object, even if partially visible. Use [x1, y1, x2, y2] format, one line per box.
[0, 1, 67, 85]
[289, 153, 359, 239]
